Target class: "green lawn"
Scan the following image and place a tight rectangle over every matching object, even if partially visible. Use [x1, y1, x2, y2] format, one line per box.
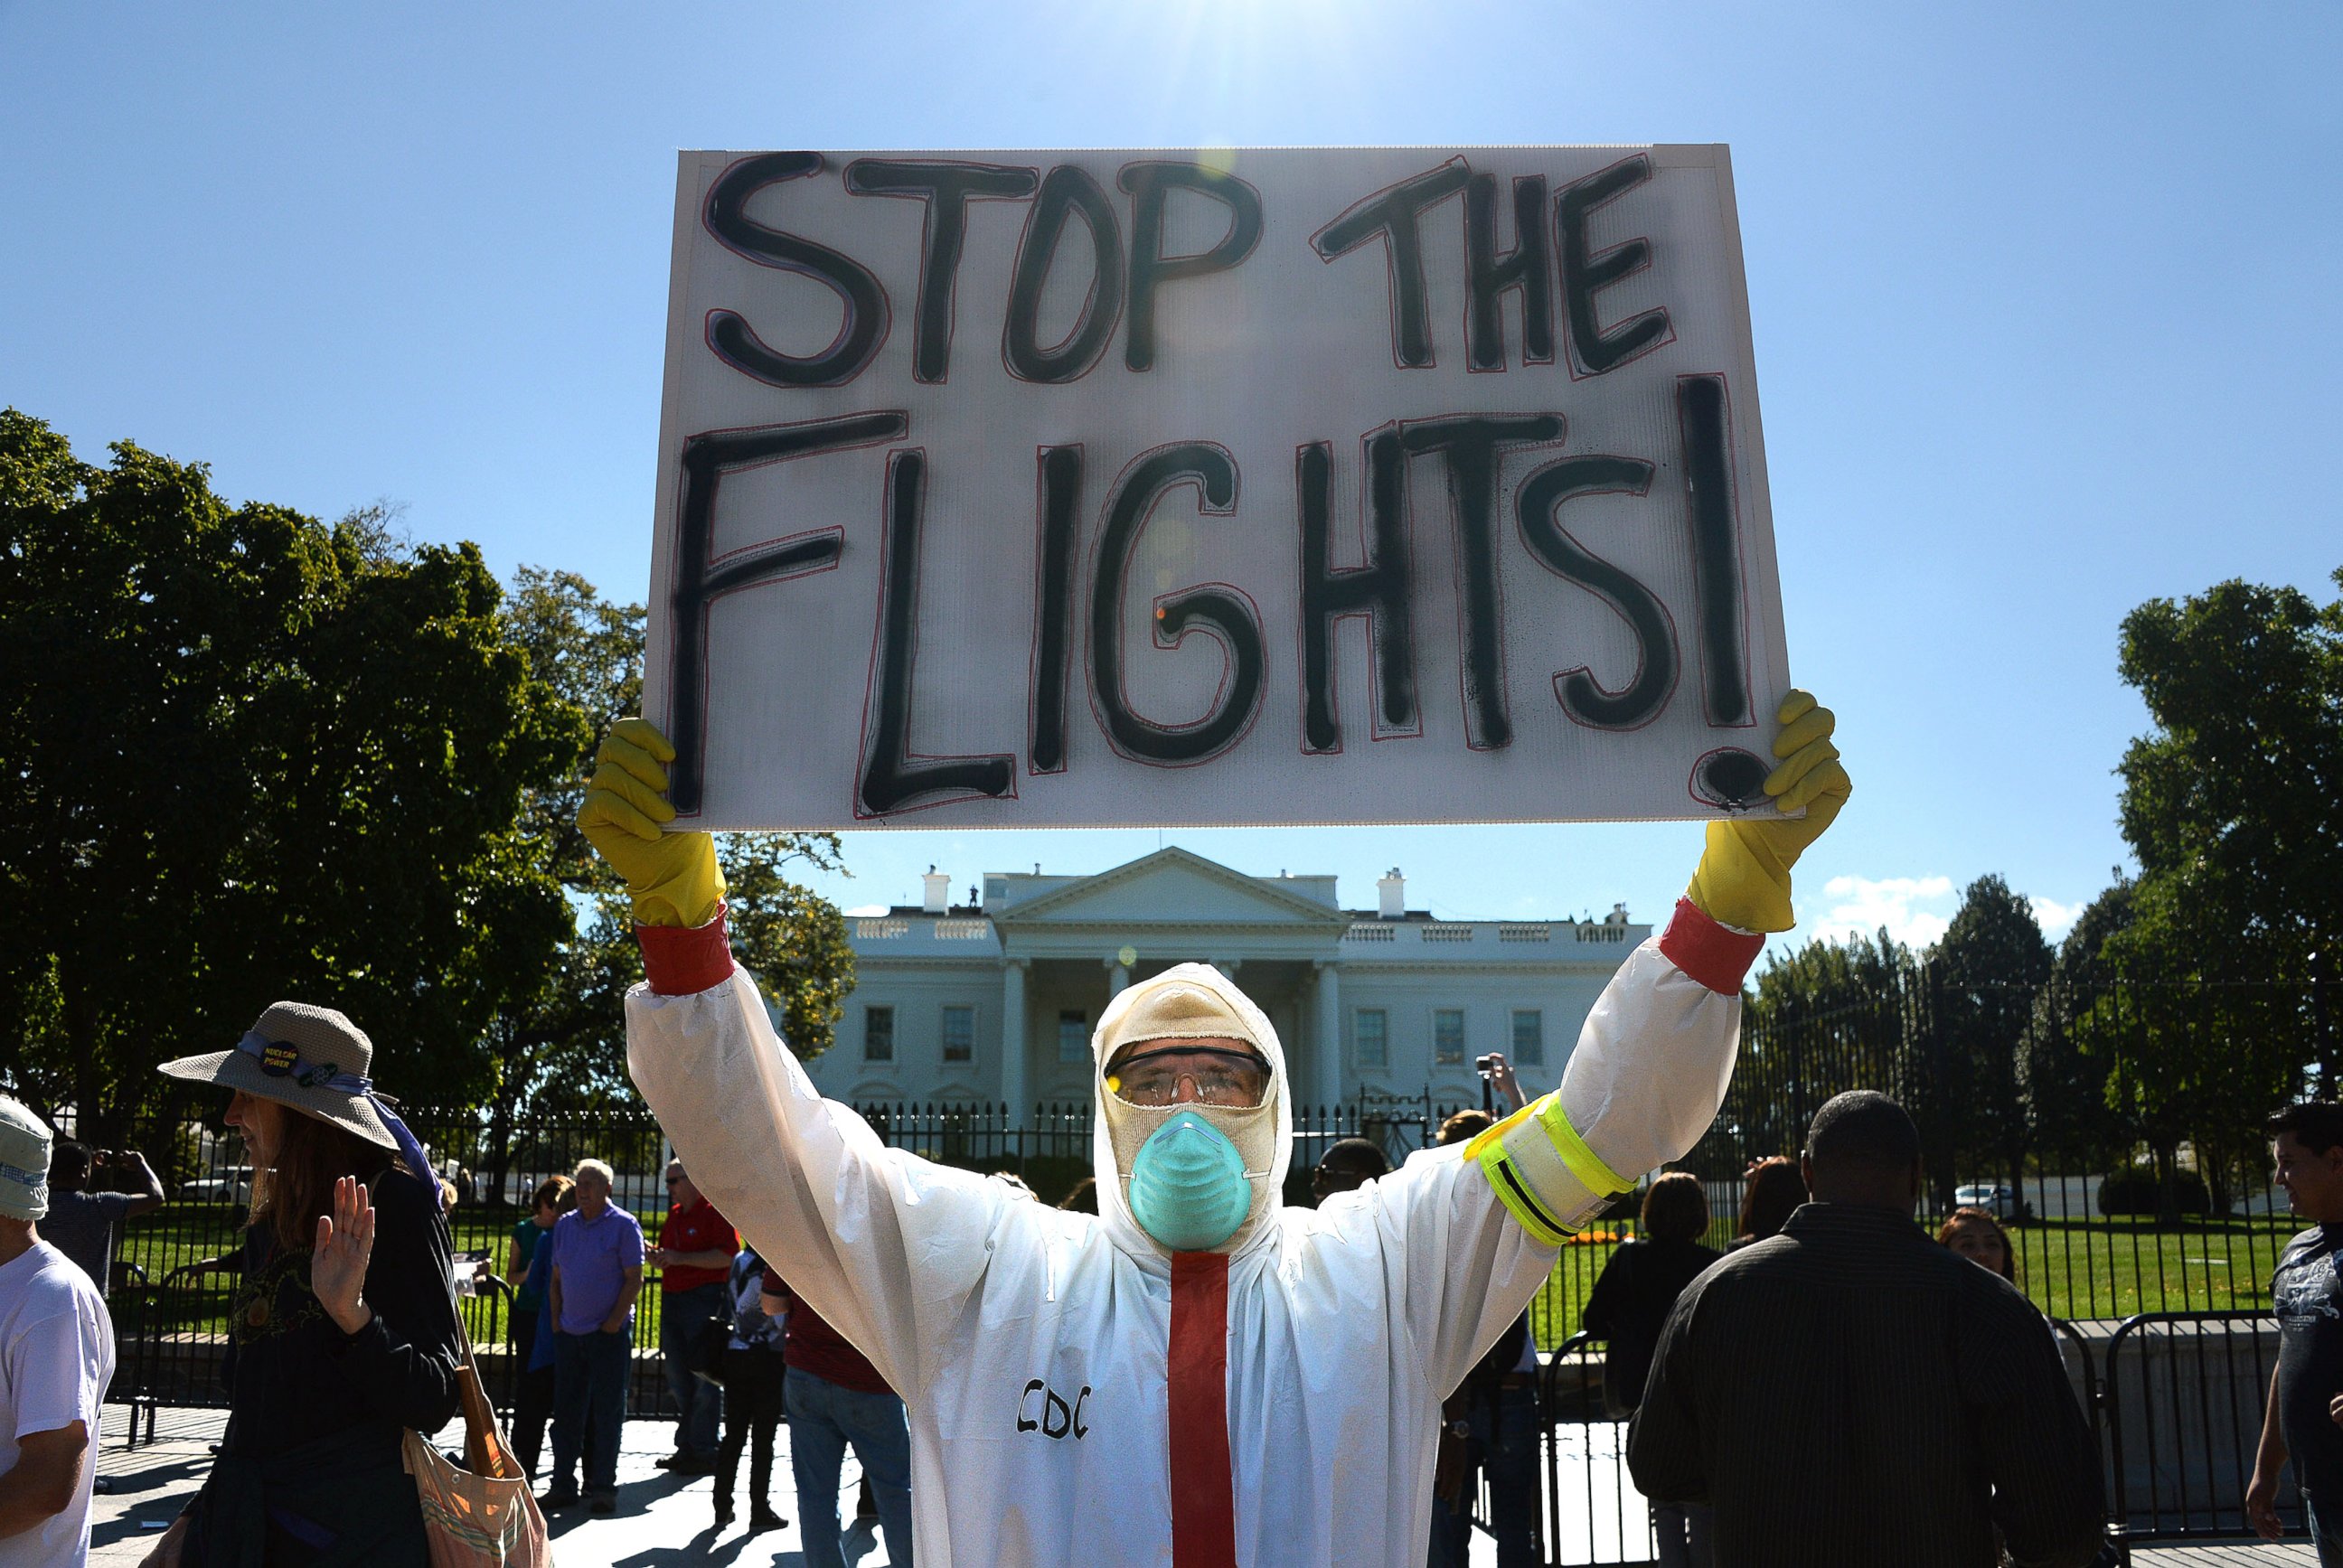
[116, 1203, 2308, 1354]
[1524, 1212, 2304, 1349]
[114, 1204, 683, 1347]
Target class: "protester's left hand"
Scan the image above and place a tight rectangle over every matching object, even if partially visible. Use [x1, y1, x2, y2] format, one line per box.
[1685, 690, 1851, 932]
[312, 1175, 376, 1335]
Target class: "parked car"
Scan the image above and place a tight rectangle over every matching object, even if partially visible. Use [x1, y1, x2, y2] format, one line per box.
[179, 1166, 256, 1204]
[1952, 1182, 2031, 1221]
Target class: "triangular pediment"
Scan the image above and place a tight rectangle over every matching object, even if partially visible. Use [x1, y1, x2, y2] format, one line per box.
[1002, 848, 1345, 929]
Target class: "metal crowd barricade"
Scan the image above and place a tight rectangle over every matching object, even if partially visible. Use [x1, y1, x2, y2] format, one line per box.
[123, 1259, 243, 1446]
[456, 1274, 519, 1409]
[2098, 1310, 2301, 1557]
[1536, 1330, 1653, 1567]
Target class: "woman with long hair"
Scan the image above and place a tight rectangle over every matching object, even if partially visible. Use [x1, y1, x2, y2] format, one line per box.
[1728, 1156, 1807, 1250]
[148, 1001, 464, 1565]
[1583, 1171, 1723, 1567]
[1937, 1206, 2019, 1284]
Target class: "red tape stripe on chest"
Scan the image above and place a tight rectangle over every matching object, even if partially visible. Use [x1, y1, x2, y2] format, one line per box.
[1168, 1251, 1237, 1568]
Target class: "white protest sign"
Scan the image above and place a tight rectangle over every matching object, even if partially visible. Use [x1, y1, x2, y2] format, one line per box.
[645, 146, 1791, 829]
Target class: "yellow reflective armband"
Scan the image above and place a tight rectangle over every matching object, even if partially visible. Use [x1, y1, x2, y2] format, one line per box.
[1463, 1093, 1633, 1245]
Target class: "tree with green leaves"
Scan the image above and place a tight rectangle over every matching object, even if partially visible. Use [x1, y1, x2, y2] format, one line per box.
[0, 415, 858, 1169]
[2016, 874, 2129, 1169]
[473, 569, 853, 1127]
[0, 410, 582, 1136]
[2114, 568, 2341, 993]
[2092, 568, 2342, 1217]
[1716, 926, 1920, 1174]
[1927, 874, 2053, 1198]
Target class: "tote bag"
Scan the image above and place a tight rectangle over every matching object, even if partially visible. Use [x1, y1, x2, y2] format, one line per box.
[401, 1309, 552, 1567]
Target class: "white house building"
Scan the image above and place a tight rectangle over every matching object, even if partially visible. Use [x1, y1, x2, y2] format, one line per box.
[802, 848, 1648, 1113]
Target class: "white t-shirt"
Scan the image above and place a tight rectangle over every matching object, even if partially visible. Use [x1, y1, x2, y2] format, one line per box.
[0, 1240, 114, 1567]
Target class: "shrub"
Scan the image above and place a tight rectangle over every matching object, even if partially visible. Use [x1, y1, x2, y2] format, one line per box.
[2097, 1163, 2211, 1216]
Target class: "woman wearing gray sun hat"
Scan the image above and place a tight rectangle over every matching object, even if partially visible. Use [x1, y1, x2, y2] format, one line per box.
[143, 1001, 465, 1567]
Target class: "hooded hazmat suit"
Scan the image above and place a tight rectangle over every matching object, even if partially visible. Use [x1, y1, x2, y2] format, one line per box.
[624, 899, 1762, 1568]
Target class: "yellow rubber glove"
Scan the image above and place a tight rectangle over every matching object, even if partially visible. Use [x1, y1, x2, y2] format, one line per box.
[1685, 690, 1852, 933]
[575, 718, 726, 929]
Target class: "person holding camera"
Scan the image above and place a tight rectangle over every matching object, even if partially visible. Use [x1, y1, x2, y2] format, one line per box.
[34, 1144, 164, 1502]
[42, 1144, 165, 1299]
[1429, 1056, 1538, 1568]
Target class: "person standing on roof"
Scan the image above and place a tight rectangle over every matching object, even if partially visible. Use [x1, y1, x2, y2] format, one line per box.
[579, 691, 1850, 1568]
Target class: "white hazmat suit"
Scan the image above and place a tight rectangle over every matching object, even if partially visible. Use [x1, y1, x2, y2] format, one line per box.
[626, 900, 1754, 1568]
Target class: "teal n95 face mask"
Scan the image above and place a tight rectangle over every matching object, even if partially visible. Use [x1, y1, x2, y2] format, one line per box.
[1127, 1109, 1256, 1253]
[1108, 1095, 1278, 1254]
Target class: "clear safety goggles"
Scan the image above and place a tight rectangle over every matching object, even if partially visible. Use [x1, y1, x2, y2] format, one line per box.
[1106, 1044, 1271, 1108]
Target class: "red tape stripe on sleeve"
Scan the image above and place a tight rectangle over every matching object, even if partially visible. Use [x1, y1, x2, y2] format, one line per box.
[636, 907, 734, 996]
[1659, 897, 1764, 995]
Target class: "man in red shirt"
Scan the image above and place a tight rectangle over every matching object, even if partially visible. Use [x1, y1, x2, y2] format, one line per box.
[762, 1263, 912, 1568]
[649, 1158, 737, 1471]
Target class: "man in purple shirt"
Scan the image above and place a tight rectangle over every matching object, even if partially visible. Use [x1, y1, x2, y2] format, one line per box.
[541, 1158, 644, 1515]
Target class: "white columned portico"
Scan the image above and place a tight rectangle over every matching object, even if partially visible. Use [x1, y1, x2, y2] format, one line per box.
[1000, 958, 1029, 1113]
[1107, 956, 1130, 996]
[1313, 960, 1342, 1109]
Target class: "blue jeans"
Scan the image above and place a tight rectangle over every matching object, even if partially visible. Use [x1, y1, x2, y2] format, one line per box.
[661, 1282, 728, 1456]
[1427, 1383, 1539, 1568]
[785, 1367, 914, 1568]
[2307, 1490, 2343, 1568]
[550, 1329, 629, 1497]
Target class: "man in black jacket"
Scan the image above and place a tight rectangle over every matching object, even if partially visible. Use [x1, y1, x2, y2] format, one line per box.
[1627, 1091, 2103, 1568]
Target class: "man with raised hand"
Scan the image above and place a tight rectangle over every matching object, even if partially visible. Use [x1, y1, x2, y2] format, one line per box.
[579, 692, 1849, 1568]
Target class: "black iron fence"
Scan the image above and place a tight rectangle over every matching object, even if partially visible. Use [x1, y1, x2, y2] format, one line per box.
[1685, 963, 2330, 1326]
[1529, 1311, 2296, 1565]
[73, 1093, 1485, 1432]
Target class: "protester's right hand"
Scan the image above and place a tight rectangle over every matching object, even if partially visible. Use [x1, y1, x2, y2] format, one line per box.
[576, 718, 726, 929]
[2247, 1468, 2283, 1541]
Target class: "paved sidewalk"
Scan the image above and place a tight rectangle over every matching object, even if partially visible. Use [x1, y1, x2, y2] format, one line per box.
[88, 1404, 898, 1566]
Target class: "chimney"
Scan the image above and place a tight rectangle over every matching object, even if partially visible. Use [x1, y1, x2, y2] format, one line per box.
[922, 867, 951, 915]
[1377, 868, 1406, 920]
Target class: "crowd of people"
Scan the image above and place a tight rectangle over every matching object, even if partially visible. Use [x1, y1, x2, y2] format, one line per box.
[1, 698, 2335, 1568]
[14, 1033, 2343, 1565]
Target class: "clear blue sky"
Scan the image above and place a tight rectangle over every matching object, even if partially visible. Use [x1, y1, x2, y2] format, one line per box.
[4, 2, 2336, 953]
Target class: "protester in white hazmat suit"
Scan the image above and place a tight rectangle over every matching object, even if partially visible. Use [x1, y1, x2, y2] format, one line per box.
[580, 692, 1849, 1568]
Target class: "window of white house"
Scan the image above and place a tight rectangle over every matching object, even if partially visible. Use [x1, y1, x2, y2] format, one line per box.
[1511, 1009, 1544, 1067]
[863, 1005, 895, 1063]
[1354, 1008, 1388, 1069]
[1059, 1010, 1089, 1063]
[942, 1005, 975, 1064]
[1434, 1009, 1466, 1065]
